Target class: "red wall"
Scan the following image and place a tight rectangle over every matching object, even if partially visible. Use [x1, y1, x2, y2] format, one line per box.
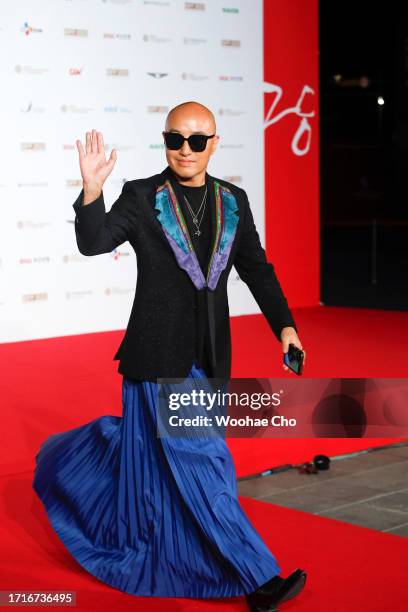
[264, 0, 320, 306]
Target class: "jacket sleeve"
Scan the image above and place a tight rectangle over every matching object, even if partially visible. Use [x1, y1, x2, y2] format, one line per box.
[233, 191, 298, 342]
[72, 180, 138, 255]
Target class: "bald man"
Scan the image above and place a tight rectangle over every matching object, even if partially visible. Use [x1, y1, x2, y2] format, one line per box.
[69, 101, 307, 609]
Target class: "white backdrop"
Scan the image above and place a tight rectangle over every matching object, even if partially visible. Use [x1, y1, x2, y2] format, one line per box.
[0, 0, 265, 343]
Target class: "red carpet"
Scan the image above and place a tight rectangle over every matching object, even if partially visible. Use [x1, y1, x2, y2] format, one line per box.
[1, 471, 406, 611]
[229, 305, 408, 475]
[230, 306, 408, 378]
[0, 306, 406, 478]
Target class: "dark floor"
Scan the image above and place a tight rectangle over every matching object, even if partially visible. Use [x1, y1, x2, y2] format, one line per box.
[237, 442, 408, 536]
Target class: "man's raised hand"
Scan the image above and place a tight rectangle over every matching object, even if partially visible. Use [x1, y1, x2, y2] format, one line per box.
[76, 129, 117, 203]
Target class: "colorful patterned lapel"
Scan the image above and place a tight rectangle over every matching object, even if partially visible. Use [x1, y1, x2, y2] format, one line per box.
[154, 174, 239, 291]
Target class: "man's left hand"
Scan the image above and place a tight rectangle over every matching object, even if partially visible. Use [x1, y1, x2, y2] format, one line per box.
[280, 326, 306, 372]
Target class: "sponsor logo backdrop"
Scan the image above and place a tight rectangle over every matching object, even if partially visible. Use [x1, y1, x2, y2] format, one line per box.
[1, 0, 318, 344]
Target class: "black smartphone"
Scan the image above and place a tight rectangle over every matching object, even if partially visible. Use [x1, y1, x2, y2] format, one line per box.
[283, 343, 304, 375]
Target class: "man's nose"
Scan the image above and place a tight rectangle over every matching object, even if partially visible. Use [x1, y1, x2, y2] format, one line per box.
[180, 140, 193, 155]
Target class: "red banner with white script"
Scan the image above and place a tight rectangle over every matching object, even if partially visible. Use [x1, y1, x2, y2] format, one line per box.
[263, 0, 320, 306]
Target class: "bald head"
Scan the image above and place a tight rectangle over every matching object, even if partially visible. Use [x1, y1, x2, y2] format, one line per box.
[162, 100, 219, 186]
[165, 101, 216, 134]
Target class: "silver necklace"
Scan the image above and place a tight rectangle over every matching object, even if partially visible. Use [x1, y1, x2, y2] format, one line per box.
[183, 186, 207, 236]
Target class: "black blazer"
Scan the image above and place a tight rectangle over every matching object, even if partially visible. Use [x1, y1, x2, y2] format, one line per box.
[72, 165, 298, 381]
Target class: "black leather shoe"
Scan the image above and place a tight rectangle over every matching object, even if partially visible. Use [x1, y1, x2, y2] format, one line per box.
[246, 568, 307, 610]
[245, 593, 278, 612]
[251, 574, 285, 597]
[245, 596, 278, 612]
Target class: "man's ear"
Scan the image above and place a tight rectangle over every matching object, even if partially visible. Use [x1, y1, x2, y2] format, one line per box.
[210, 135, 220, 155]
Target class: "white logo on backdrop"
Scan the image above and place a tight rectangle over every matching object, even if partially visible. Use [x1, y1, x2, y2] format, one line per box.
[263, 82, 315, 156]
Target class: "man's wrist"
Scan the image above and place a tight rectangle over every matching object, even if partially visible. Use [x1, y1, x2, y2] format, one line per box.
[280, 326, 296, 338]
[83, 183, 103, 205]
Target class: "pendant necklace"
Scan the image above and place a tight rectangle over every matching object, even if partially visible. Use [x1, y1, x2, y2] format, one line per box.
[183, 186, 207, 237]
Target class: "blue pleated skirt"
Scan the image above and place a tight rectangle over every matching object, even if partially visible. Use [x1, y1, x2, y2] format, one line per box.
[32, 362, 281, 598]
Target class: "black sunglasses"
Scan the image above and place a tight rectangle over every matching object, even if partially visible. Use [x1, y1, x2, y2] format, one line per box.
[162, 131, 216, 152]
